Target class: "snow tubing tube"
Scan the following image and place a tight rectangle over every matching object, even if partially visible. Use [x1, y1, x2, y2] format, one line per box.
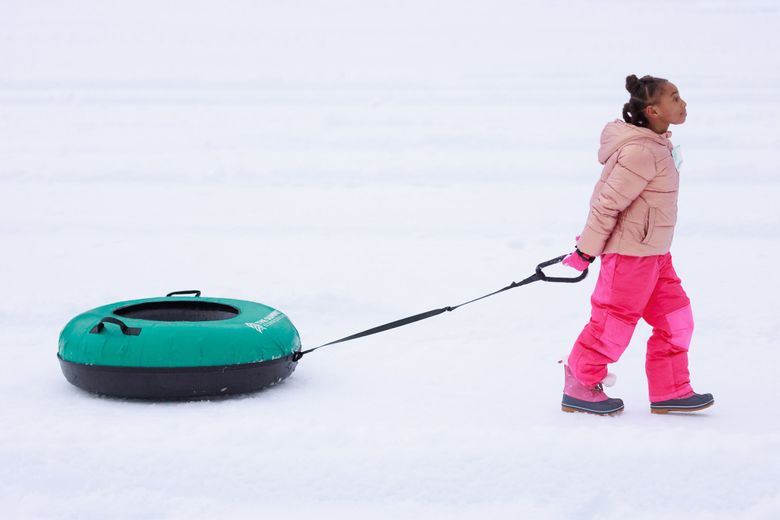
[57, 291, 301, 399]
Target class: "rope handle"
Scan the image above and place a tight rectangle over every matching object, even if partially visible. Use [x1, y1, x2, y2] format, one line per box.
[535, 254, 589, 283]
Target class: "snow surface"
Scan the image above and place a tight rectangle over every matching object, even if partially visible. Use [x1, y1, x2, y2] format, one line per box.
[2, 1, 780, 518]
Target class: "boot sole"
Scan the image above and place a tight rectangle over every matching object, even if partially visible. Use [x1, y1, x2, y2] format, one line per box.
[561, 404, 624, 416]
[650, 400, 714, 414]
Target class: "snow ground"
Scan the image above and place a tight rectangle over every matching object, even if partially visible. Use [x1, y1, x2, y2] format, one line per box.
[1, 1, 779, 518]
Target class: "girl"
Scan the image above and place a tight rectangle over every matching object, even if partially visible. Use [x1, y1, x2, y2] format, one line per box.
[560, 74, 713, 415]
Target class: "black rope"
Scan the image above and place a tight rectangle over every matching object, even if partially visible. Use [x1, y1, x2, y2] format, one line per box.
[292, 272, 540, 360]
[292, 253, 587, 361]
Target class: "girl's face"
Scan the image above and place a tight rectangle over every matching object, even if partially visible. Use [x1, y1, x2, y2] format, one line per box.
[645, 82, 687, 126]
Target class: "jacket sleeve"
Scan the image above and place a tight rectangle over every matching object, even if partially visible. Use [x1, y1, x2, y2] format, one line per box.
[577, 144, 657, 257]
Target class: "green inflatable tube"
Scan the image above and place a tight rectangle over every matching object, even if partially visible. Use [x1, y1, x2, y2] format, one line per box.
[57, 291, 301, 399]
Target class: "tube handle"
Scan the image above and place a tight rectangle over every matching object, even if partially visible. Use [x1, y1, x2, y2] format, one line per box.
[89, 317, 141, 336]
[166, 290, 202, 297]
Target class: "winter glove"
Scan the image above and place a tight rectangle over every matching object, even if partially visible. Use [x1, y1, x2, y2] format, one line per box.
[562, 249, 594, 271]
[562, 235, 595, 271]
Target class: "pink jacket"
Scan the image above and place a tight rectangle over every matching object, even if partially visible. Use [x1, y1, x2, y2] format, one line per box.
[577, 120, 679, 257]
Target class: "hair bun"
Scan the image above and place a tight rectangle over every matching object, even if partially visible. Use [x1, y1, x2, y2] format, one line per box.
[625, 74, 641, 95]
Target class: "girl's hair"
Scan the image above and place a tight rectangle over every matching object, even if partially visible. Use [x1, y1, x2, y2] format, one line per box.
[622, 74, 668, 127]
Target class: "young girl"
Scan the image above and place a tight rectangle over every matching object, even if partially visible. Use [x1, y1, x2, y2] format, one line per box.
[560, 74, 714, 415]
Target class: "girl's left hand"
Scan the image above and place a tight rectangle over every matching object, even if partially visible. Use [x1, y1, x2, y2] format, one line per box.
[562, 251, 592, 271]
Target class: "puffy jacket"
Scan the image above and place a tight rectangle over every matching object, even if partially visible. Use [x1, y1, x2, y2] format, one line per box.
[577, 119, 680, 257]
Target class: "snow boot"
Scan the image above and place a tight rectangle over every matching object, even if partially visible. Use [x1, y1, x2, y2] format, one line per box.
[650, 392, 714, 414]
[561, 364, 624, 415]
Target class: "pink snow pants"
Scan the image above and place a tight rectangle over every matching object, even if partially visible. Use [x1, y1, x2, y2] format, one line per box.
[567, 253, 694, 402]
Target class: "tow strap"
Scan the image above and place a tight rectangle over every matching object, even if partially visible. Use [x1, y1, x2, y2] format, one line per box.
[292, 254, 588, 361]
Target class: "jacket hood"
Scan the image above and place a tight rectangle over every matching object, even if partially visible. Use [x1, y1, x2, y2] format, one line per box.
[598, 119, 673, 164]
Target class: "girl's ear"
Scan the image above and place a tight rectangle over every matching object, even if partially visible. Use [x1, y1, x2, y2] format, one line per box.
[643, 104, 659, 120]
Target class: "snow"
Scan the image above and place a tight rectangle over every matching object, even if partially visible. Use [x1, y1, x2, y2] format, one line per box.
[2, 1, 780, 518]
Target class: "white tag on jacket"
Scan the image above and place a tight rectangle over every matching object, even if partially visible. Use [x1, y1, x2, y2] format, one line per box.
[672, 145, 684, 170]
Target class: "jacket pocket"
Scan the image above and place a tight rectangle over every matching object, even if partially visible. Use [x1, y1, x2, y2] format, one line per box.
[641, 207, 657, 244]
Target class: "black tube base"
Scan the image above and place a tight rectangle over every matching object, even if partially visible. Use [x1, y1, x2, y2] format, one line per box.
[58, 354, 298, 400]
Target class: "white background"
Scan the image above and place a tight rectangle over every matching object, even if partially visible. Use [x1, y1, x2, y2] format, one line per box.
[1, 1, 779, 518]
